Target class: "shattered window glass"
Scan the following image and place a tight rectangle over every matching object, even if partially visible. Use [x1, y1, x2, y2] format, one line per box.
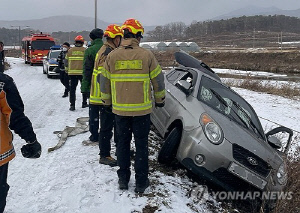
[200, 87, 212, 101]
[166, 70, 186, 84]
[198, 76, 264, 138]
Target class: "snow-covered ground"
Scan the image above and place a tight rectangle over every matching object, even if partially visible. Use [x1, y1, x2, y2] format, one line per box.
[3, 58, 300, 213]
[213, 68, 287, 78]
[4, 58, 215, 213]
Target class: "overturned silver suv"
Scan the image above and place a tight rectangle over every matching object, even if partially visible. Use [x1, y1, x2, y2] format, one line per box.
[151, 51, 293, 205]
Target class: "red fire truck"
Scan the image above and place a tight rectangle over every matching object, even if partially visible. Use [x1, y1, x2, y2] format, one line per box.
[22, 33, 55, 65]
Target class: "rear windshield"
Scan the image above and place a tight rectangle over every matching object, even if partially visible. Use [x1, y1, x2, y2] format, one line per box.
[32, 40, 55, 50]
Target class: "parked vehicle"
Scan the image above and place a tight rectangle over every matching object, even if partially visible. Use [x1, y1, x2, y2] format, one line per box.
[42, 47, 61, 78]
[151, 51, 292, 210]
[22, 33, 55, 65]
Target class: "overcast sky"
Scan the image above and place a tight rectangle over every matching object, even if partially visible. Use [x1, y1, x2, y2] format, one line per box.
[1, 0, 300, 26]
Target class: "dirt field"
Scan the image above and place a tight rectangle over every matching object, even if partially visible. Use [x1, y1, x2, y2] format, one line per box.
[6, 48, 300, 74]
[153, 49, 300, 74]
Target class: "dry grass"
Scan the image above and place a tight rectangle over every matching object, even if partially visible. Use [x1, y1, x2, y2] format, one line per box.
[4, 61, 10, 71]
[272, 145, 300, 213]
[224, 78, 300, 99]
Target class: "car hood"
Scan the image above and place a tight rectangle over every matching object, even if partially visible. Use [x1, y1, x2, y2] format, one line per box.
[203, 104, 283, 169]
[49, 58, 58, 64]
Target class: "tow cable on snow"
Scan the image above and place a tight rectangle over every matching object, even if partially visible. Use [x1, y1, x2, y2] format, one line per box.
[259, 116, 300, 135]
[48, 117, 89, 152]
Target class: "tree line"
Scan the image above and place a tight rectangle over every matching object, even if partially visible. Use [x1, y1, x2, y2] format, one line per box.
[1, 15, 300, 46]
[0, 28, 90, 46]
[147, 15, 300, 41]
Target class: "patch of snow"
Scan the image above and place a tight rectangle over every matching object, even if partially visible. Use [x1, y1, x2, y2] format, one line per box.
[4, 57, 211, 213]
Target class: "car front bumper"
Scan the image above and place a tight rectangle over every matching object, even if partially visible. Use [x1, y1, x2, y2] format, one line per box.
[177, 127, 284, 193]
[48, 65, 60, 76]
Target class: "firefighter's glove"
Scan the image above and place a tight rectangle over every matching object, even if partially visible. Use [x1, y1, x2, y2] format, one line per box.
[155, 102, 165, 108]
[21, 140, 42, 158]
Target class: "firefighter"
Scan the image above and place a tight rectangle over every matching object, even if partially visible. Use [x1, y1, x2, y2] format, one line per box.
[81, 28, 104, 145]
[0, 72, 42, 213]
[81, 28, 104, 109]
[65, 35, 87, 111]
[84, 24, 124, 166]
[57, 42, 70, 98]
[99, 19, 165, 193]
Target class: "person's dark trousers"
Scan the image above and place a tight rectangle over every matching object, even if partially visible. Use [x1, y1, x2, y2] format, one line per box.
[69, 75, 82, 106]
[99, 106, 118, 158]
[59, 70, 69, 94]
[115, 114, 150, 185]
[0, 163, 9, 213]
[89, 104, 101, 142]
[0, 51, 4, 73]
[82, 93, 88, 106]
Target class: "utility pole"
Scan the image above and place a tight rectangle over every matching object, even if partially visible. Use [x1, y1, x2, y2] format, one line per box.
[253, 28, 255, 49]
[280, 31, 283, 51]
[11, 25, 30, 49]
[95, 0, 97, 28]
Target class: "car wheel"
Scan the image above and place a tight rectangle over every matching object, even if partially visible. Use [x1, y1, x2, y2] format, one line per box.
[30, 62, 33, 66]
[158, 127, 181, 164]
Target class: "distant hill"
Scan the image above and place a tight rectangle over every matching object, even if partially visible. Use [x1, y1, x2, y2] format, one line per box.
[213, 6, 300, 20]
[0, 15, 156, 33]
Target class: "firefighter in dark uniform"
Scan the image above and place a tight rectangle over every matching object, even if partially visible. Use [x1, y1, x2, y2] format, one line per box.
[57, 42, 70, 98]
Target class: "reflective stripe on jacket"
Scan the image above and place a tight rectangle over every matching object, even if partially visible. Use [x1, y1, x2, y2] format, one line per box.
[65, 46, 85, 75]
[100, 38, 165, 116]
[90, 41, 114, 105]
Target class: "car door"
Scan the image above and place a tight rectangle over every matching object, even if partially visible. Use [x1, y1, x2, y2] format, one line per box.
[152, 69, 190, 135]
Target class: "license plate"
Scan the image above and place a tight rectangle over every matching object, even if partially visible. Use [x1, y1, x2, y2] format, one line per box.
[228, 162, 267, 190]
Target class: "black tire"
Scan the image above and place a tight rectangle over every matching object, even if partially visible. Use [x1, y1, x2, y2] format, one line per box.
[30, 62, 33, 66]
[158, 127, 181, 164]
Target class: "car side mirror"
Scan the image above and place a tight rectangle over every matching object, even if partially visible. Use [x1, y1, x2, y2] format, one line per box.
[265, 126, 293, 154]
[267, 135, 282, 149]
[176, 80, 192, 96]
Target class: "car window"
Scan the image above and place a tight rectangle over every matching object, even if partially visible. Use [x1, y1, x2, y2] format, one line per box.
[166, 69, 186, 84]
[50, 51, 60, 59]
[32, 40, 55, 50]
[178, 72, 193, 84]
[198, 76, 264, 139]
[173, 71, 194, 93]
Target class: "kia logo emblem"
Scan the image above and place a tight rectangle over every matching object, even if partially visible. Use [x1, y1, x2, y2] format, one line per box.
[247, 157, 258, 166]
